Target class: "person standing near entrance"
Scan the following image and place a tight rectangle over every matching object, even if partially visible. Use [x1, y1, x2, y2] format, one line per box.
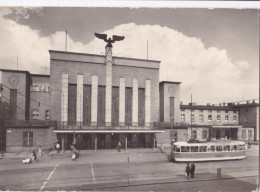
[191, 162, 195, 178]
[117, 141, 121, 152]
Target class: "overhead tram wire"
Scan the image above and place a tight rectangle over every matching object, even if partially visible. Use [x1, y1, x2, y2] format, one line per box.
[1, 95, 26, 113]
[1, 83, 50, 107]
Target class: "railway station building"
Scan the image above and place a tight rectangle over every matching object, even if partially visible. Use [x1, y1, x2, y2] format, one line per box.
[49, 45, 164, 150]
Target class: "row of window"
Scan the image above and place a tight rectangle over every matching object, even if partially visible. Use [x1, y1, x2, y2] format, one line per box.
[242, 130, 253, 139]
[173, 144, 245, 153]
[181, 114, 237, 123]
[32, 109, 49, 120]
[181, 109, 238, 114]
[171, 130, 208, 141]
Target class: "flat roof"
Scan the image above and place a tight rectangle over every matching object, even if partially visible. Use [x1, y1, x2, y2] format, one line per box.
[180, 105, 238, 111]
[160, 81, 182, 84]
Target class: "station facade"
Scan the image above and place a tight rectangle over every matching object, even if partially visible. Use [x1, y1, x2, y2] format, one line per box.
[49, 46, 163, 150]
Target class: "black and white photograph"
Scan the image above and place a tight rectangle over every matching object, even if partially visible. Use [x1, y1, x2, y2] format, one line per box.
[0, 2, 259, 191]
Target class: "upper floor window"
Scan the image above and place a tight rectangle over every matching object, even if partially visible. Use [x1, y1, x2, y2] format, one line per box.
[217, 115, 221, 123]
[190, 114, 195, 122]
[225, 110, 229, 113]
[208, 110, 212, 113]
[208, 115, 212, 122]
[45, 110, 50, 120]
[181, 109, 185, 112]
[202, 130, 208, 139]
[234, 111, 237, 114]
[181, 114, 185, 122]
[242, 130, 246, 139]
[244, 108, 249, 112]
[225, 115, 229, 123]
[32, 109, 39, 120]
[233, 115, 237, 123]
[217, 110, 220, 113]
[199, 110, 203, 113]
[23, 131, 33, 147]
[191, 129, 197, 140]
[199, 115, 204, 122]
[244, 115, 248, 123]
[248, 130, 252, 139]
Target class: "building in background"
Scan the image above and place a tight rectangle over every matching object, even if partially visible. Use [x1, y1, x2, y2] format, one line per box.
[229, 101, 259, 141]
[0, 69, 56, 152]
[49, 45, 163, 151]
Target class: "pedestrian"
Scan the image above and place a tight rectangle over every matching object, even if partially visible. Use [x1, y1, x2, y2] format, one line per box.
[117, 141, 121, 152]
[32, 151, 37, 163]
[56, 140, 60, 153]
[191, 162, 195, 178]
[185, 163, 190, 177]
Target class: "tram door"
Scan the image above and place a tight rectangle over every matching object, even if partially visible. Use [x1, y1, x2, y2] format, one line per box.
[111, 134, 119, 149]
[97, 134, 105, 149]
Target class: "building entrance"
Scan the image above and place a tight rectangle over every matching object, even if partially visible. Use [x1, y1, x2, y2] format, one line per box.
[97, 134, 105, 149]
[111, 133, 119, 149]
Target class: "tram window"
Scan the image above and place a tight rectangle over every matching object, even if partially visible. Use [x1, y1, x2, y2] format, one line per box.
[181, 146, 186, 152]
[186, 146, 190, 152]
[227, 145, 230, 151]
[176, 146, 180, 152]
[231, 145, 237, 151]
[242, 145, 245, 150]
[218, 146, 222, 151]
[191, 146, 198, 152]
[210, 146, 215, 152]
[223, 146, 227, 151]
[238, 145, 242, 151]
[199, 146, 207, 152]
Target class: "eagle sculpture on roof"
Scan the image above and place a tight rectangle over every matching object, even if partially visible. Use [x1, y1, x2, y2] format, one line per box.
[94, 33, 125, 47]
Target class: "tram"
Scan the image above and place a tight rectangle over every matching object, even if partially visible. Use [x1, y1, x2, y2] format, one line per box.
[171, 140, 246, 162]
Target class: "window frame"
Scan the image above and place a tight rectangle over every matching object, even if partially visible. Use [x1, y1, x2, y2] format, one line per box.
[23, 131, 33, 147]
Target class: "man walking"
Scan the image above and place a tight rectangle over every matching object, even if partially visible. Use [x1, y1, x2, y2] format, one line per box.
[186, 163, 190, 178]
[191, 162, 195, 178]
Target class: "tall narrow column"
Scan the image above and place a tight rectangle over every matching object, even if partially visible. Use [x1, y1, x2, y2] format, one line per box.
[119, 78, 125, 126]
[132, 79, 138, 126]
[105, 47, 113, 126]
[145, 80, 151, 127]
[91, 75, 98, 126]
[76, 74, 83, 127]
[61, 73, 69, 125]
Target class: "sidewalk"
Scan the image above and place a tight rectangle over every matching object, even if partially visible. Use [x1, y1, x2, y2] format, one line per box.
[79, 172, 234, 191]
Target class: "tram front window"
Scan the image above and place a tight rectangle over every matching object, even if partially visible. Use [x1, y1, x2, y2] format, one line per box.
[174, 146, 180, 152]
[210, 146, 215, 152]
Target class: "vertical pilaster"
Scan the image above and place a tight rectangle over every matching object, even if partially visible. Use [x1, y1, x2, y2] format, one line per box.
[105, 48, 112, 126]
[61, 73, 68, 124]
[119, 78, 125, 126]
[145, 80, 151, 127]
[91, 75, 98, 126]
[76, 74, 83, 126]
[132, 79, 138, 126]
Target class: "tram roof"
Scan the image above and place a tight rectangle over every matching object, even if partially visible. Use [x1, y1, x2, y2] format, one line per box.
[174, 140, 245, 146]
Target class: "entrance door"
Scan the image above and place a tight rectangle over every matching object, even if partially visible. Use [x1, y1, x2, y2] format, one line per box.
[139, 133, 145, 148]
[225, 129, 230, 139]
[127, 134, 132, 148]
[82, 134, 91, 149]
[231, 128, 238, 140]
[97, 134, 105, 149]
[216, 130, 220, 139]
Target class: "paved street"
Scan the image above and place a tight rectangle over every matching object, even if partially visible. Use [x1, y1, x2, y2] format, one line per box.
[0, 145, 258, 191]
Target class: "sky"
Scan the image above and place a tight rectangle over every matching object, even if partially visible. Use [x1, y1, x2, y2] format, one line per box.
[0, 7, 259, 105]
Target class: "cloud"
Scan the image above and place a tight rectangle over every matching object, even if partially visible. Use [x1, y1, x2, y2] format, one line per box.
[0, 9, 258, 104]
